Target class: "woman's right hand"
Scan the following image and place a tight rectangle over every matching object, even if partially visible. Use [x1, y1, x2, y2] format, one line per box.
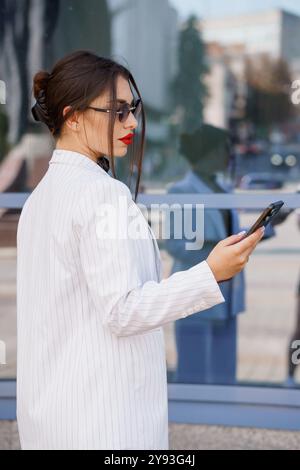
[206, 227, 265, 282]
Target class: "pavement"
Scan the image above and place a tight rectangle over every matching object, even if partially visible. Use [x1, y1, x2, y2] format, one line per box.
[0, 421, 300, 450]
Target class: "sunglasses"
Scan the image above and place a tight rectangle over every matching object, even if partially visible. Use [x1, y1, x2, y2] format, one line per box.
[86, 98, 142, 123]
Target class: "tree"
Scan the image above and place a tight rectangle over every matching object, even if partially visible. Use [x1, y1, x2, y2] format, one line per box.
[0, 0, 60, 144]
[245, 55, 295, 132]
[50, 0, 111, 65]
[171, 14, 209, 133]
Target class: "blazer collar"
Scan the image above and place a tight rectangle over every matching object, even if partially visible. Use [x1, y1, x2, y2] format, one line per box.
[49, 149, 110, 176]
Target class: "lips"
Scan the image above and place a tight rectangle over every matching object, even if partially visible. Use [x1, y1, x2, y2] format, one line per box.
[118, 133, 134, 145]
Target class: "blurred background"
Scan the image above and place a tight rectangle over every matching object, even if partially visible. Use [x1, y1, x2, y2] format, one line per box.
[0, 0, 300, 433]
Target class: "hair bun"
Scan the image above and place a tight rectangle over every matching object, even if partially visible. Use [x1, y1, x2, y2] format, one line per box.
[33, 70, 51, 99]
[32, 70, 55, 132]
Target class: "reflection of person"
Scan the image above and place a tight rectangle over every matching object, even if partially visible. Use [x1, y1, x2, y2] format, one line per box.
[17, 51, 264, 450]
[286, 208, 300, 387]
[287, 277, 300, 386]
[165, 124, 275, 384]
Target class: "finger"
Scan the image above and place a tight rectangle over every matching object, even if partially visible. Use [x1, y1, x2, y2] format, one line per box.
[243, 240, 261, 258]
[236, 227, 265, 252]
[221, 231, 248, 247]
[242, 232, 265, 257]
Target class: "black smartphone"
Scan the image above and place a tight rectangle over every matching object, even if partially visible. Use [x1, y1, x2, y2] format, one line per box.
[245, 200, 285, 237]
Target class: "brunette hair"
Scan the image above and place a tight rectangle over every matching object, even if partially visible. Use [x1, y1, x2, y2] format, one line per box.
[31, 49, 145, 201]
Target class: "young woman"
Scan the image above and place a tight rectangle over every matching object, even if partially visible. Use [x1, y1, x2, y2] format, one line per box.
[17, 50, 265, 450]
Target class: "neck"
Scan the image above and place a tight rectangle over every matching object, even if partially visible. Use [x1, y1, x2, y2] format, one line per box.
[55, 138, 103, 164]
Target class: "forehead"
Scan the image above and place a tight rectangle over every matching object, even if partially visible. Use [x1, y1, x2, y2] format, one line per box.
[93, 75, 134, 107]
[115, 75, 133, 102]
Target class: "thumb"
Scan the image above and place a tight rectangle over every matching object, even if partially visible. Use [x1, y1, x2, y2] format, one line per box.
[220, 231, 247, 247]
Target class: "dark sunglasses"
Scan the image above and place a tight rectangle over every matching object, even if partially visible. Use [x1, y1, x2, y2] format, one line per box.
[86, 98, 142, 123]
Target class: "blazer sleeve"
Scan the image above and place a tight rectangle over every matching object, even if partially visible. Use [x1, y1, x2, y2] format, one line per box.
[75, 178, 225, 337]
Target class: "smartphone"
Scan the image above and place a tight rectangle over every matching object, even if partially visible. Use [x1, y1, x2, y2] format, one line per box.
[245, 200, 285, 237]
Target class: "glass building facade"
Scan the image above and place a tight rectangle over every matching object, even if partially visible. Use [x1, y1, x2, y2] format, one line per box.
[0, 0, 300, 431]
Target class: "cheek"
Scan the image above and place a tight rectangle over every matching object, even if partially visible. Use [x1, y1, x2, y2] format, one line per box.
[95, 118, 121, 143]
[113, 120, 123, 139]
[91, 117, 109, 145]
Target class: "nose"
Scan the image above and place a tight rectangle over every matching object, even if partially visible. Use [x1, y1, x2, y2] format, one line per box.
[124, 112, 138, 130]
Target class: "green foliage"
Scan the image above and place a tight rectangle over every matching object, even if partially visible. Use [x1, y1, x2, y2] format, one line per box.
[245, 56, 295, 129]
[171, 15, 209, 133]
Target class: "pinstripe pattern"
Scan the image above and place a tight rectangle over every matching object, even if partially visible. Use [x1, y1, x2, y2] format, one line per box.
[16, 149, 225, 450]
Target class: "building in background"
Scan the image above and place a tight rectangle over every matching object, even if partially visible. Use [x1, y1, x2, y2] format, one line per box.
[109, 0, 179, 179]
[203, 42, 241, 128]
[110, 0, 178, 110]
[201, 9, 300, 63]
[199, 9, 300, 129]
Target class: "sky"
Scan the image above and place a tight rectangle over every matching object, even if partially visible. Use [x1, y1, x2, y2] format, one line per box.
[169, 0, 300, 20]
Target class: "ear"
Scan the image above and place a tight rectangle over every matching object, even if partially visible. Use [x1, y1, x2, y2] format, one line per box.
[63, 105, 79, 132]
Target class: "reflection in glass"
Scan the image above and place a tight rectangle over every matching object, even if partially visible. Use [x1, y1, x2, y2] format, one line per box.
[0, 1, 300, 392]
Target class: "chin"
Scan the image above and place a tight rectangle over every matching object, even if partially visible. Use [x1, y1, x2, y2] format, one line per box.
[116, 147, 129, 157]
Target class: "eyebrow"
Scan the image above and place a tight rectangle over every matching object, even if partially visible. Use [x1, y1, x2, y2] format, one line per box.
[108, 98, 135, 106]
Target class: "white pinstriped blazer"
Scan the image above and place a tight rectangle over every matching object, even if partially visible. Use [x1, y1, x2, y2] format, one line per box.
[16, 149, 225, 450]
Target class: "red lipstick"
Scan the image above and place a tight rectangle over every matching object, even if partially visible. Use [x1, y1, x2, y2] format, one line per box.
[118, 133, 134, 145]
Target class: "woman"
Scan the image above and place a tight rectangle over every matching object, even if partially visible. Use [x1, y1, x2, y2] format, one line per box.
[17, 50, 265, 450]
